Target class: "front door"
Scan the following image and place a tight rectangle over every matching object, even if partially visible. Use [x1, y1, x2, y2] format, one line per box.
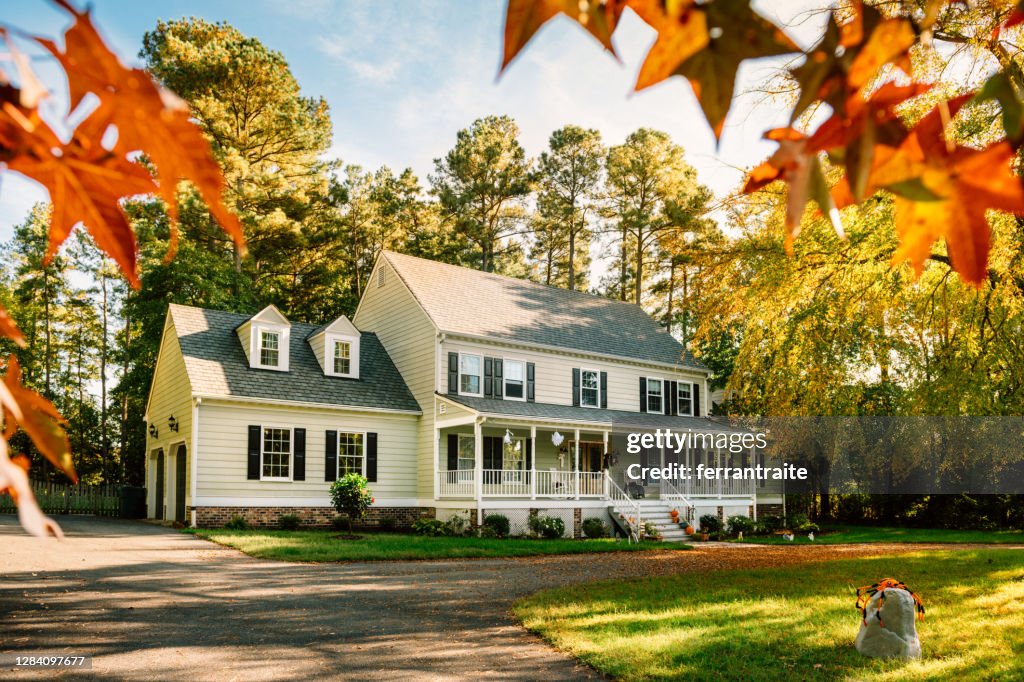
[154, 449, 165, 520]
[174, 445, 187, 523]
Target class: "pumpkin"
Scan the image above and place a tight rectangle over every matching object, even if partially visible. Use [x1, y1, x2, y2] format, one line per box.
[684, 525, 694, 534]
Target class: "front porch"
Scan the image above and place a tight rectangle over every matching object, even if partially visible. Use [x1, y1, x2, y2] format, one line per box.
[433, 409, 758, 505]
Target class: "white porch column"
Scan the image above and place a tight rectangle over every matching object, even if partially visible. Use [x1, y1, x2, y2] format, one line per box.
[603, 430, 609, 498]
[530, 425, 537, 500]
[433, 425, 440, 500]
[574, 428, 580, 500]
[717, 448, 723, 499]
[474, 419, 483, 525]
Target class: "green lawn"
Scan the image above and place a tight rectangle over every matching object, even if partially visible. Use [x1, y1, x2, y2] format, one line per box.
[734, 525, 1024, 545]
[186, 529, 690, 562]
[515, 549, 1024, 681]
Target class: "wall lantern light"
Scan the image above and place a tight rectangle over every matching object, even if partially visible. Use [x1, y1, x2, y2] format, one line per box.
[148, 424, 158, 438]
[168, 415, 179, 432]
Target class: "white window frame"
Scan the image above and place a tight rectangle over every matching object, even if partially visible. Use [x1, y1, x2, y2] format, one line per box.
[579, 368, 600, 408]
[335, 430, 367, 478]
[260, 425, 293, 481]
[502, 357, 527, 402]
[325, 333, 360, 378]
[646, 377, 664, 413]
[251, 323, 290, 371]
[677, 381, 693, 416]
[458, 353, 483, 397]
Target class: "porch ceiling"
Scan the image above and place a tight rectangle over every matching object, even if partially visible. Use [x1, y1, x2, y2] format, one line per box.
[439, 393, 750, 433]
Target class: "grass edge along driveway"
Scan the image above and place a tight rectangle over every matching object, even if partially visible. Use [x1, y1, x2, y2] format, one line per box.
[185, 528, 691, 562]
[514, 548, 1024, 681]
[733, 525, 1024, 545]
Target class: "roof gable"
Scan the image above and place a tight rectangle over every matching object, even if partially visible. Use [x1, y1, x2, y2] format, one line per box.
[381, 251, 705, 369]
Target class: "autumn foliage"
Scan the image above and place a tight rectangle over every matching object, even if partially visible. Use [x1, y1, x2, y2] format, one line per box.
[0, 0, 242, 535]
[500, 0, 1024, 286]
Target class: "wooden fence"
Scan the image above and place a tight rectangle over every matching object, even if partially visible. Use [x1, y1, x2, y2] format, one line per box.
[0, 480, 120, 517]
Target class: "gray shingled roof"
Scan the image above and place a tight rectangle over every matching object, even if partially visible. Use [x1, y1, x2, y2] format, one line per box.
[444, 394, 746, 432]
[383, 251, 706, 370]
[169, 304, 421, 412]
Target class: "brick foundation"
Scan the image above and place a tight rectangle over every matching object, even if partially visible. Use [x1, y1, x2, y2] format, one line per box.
[190, 506, 435, 529]
[573, 508, 582, 538]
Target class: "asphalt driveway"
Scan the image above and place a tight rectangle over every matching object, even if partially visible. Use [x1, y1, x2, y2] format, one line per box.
[0, 515, 976, 681]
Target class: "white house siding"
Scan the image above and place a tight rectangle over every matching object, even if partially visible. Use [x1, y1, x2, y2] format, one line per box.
[192, 400, 419, 507]
[438, 337, 707, 414]
[144, 313, 194, 522]
[353, 256, 438, 499]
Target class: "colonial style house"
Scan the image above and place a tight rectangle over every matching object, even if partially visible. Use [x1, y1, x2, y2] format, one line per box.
[145, 251, 782, 537]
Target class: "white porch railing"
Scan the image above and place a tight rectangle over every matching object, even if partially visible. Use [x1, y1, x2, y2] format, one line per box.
[438, 469, 474, 498]
[438, 469, 606, 499]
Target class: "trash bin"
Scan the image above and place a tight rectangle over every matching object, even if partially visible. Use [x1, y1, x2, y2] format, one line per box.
[119, 486, 147, 519]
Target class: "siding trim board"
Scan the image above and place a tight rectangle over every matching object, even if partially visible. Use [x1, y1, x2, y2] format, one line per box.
[193, 394, 421, 415]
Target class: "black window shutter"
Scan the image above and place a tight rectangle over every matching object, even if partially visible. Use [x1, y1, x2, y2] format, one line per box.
[366, 432, 378, 482]
[693, 382, 701, 416]
[525, 438, 532, 470]
[247, 425, 261, 480]
[325, 430, 337, 481]
[526, 363, 536, 402]
[600, 371, 608, 408]
[669, 380, 678, 416]
[639, 377, 647, 413]
[447, 434, 458, 470]
[493, 359, 503, 399]
[663, 380, 671, 415]
[447, 352, 458, 394]
[483, 357, 493, 398]
[293, 428, 306, 481]
[483, 437, 497, 470]
[572, 368, 581, 407]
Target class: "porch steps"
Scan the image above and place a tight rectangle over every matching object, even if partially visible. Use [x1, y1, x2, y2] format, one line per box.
[610, 499, 691, 543]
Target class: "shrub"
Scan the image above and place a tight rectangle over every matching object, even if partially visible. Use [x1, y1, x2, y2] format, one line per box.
[759, 514, 785, 533]
[483, 514, 510, 538]
[698, 514, 722, 534]
[224, 515, 249, 530]
[329, 473, 373, 533]
[278, 514, 301, 531]
[331, 515, 349, 531]
[443, 514, 471, 536]
[411, 518, 446, 536]
[479, 525, 498, 538]
[529, 515, 565, 539]
[788, 512, 819, 533]
[727, 515, 757, 536]
[581, 517, 607, 539]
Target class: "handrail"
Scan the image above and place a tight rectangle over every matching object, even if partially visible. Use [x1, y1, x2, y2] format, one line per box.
[660, 477, 694, 524]
[604, 471, 642, 543]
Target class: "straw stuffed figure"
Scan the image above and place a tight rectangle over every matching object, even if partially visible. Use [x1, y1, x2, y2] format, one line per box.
[854, 578, 925, 659]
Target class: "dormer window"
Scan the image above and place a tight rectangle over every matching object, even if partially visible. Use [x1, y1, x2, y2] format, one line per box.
[237, 305, 292, 372]
[260, 330, 281, 367]
[333, 339, 351, 375]
[308, 314, 361, 378]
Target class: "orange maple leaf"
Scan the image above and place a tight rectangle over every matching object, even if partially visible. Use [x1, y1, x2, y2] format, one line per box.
[631, 0, 708, 91]
[835, 95, 1024, 285]
[743, 128, 840, 253]
[38, 0, 245, 266]
[5, 114, 158, 287]
[501, 0, 628, 72]
[0, 305, 26, 348]
[0, 357, 75, 483]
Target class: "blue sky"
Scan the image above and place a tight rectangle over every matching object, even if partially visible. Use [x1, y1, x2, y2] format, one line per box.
[0, 0, 828, 243]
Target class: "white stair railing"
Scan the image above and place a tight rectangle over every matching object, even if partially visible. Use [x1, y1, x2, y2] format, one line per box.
[604, 471, 642, 543]
[660, 476, 695, 525]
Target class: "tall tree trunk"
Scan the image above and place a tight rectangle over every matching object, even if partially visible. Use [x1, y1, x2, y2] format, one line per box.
[567, 216, 576, 291]
[618, 224, 628, 301]
[666, 258, 676, 334]
[634, 230, 644, 305]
